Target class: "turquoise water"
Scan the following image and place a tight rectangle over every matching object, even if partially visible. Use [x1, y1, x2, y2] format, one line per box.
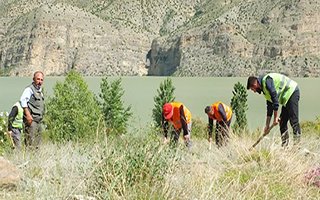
[0, 76, 319, 130]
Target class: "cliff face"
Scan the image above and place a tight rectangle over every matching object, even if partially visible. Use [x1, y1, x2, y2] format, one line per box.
[0, 0, 198, 76]
[0, 0, 319, 77]
[148, 0, 320, 77]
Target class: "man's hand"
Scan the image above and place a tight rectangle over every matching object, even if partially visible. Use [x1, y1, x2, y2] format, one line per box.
[272, 117, 281, 126]
[263, 126, 270, 135]
[183, 134, 190, 142]
[163, 137, 169, 144]
[24, 107, 33, 126]
[26, 115, 33, 126]
[7, 130, 12, 136]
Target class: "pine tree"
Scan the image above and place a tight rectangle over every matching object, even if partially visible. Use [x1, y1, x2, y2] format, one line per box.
[230, 82, 248, 134]
[99, 77, 132, 134]
[152, 78, 175, 128]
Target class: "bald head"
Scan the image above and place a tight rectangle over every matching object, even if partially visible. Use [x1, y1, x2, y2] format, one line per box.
[33, 71, 44, 88]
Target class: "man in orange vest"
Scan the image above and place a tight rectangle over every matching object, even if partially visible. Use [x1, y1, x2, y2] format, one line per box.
[162, 102, 192, 147]
[205, 101, 233, 147]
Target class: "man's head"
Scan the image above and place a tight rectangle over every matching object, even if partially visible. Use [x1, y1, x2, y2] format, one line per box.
[163, 103, 173, 120]
[33, 71, 44, 88]
[247, 76, 262, 94]
[204, 106, 214, 116]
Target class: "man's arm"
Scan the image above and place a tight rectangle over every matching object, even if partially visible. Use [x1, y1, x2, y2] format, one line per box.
[20, 87, 33, 125]
[208, 117, 213, 142]
[179, 105, 188, 135]
[161, 114, 169, 141]
[265, 76, 279, 125]
[218, 103, 227, 122]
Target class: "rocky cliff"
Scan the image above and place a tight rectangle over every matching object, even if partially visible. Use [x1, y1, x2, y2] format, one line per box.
[0, 0, 319, 77]
[149, 0, 320, 77]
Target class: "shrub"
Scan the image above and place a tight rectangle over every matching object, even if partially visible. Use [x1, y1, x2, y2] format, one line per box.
[191, 117, 207, 139]
[98, 77, 132, 135]
[45, 70, 102, 142]
[88, 132, 179, 199]
[230, 82, 248, 134]
[152, 78, 175, 128]
[0, 112, 12, 153]
[301, 117, 320, 136]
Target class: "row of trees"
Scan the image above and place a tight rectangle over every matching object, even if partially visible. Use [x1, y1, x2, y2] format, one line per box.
[45, 71, 132, 142]
[1, 70, 249, 146]
[45, 70, 250, 142]
[152, 78, 249, 134]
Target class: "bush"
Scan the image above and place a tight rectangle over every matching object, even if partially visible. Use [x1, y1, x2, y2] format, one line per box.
[230, 82, 248, 134]
[99, 77, 132, 135]
[45, 70, 102, 142]
[0, 112, 12, 153]
[301, 117, 320, 136]
[191, 117, 207, 139]
[88, 132, 179, 199]
[152, 78, 175, 128]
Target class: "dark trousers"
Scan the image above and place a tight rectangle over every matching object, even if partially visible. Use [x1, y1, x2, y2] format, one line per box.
[280, 89, 301, 146]
[216, 119, 231, 147]
[11, 128, 22, 150]
[170, 123, 192, 147]
[24, 121, 43, 148]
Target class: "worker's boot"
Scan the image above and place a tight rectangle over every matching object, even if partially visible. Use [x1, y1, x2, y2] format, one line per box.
[281, 131, 289, 147]
[293, 135, 301, 147]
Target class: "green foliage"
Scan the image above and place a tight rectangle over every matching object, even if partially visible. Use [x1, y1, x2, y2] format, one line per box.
[152, 78, 175, 128]
[0, 68, 10, 76]
[45, 70, 102, 142]
[191, 117, 207, 139]
[231, 82, 248, 134]
[99, 77, 132, 135]
[0, 112, 12, 153]
[88, 133, 179, 199]
[301, 117, 320, 136]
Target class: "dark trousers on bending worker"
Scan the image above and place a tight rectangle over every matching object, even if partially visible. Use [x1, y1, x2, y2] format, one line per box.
[216, 119, 231, 147]
[170, 123, 192, 147]
[280, 88, 301, 147]
[11, 128, 22, 150]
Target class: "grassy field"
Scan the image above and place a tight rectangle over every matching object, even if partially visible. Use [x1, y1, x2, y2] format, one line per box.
[0, 76, 319, 130]
[1, 128, 320, 199]
[1, 76, 320, 199]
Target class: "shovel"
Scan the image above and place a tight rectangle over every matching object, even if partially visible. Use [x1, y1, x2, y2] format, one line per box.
[249, 123, 277, 150]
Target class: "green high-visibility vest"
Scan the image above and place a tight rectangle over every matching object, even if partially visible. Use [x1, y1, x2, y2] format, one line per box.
[12, 102, 23, 129]
[262, 73, 297, 106]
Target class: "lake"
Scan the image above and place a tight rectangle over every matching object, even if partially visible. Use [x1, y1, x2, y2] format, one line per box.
[0, 76, 319, 131]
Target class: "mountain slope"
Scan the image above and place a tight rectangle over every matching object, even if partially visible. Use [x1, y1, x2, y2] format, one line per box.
[148, 0, 320, 77]
[0, 0, 319, 77]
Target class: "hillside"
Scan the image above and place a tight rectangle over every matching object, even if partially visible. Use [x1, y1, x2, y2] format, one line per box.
[0, 0, 319, 77]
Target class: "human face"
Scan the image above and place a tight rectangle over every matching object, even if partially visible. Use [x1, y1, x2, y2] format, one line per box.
[206, 109, 214, 117]
[249, 80, 262, 94]
[33, 72, 44, 87]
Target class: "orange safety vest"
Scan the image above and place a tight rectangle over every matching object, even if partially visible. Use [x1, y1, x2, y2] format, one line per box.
[210, 101, 232, 122]
[168, 102, 192, 129]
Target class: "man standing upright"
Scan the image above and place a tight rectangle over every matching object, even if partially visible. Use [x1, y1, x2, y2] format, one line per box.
[247, 73, 301, 147]
[20, 71, 45, 148]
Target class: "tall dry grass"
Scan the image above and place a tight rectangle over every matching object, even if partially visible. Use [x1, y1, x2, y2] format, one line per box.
[0, 128, 319, 200]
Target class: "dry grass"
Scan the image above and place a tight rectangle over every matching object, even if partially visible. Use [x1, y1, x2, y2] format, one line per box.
[0, 129, 319, 200]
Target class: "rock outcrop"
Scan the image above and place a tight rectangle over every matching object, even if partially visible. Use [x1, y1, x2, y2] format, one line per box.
[148, 0, 320, 77]
[0, 156, 21, 189]
[0, 0, 320, 77]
